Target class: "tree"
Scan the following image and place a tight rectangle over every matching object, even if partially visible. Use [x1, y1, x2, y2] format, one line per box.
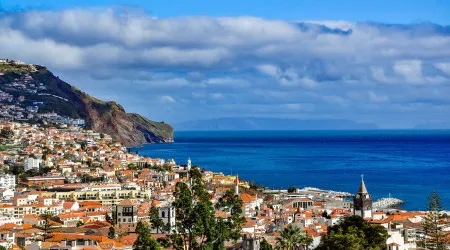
[261, 238, 274, 250]
[149, 205, 165, 234]
[108, 226, 116, 239]
[275, 224, 312, 250]
[0, 128, 14, 139]
[421, 191, 448, 250]
[39, 166, 52, 175]
[80, 141, 87, 151]
[19, 173, 28, 183]
[76, 220, 84, 227]
[317, 228, 363, 250]
[133, 221, 162, 250]
[105, 213, 113, 225]
[316, 215, 388, 250]
[0, 246, 7, 250]
[169, 167, 245, 250]
[35, 211, 56, 240]
[288, 186, 298, 193]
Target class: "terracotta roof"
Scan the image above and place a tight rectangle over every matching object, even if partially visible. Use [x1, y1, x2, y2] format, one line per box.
[118, 199, 138, 206]
[240, 193, 256, 202]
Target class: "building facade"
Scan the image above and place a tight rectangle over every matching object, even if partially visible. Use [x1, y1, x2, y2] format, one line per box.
[0, 174, 15, 189]
[115, 199, 138, 224]
[24, 158, 42, 172]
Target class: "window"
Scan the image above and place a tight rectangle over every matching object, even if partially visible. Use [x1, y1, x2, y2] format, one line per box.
[162, 211, 165, 218]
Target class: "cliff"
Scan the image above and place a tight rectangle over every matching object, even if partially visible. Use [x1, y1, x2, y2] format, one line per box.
[0, 60, 174, 147]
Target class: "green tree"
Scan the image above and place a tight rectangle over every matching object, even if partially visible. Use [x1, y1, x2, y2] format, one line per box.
[149, 205, 165, 233]
[80, 141, 87, 151]
[39, 166, 52, 175]
[108, 226, 116, 239]
[35, 211, 56, 240]
[169, 167, 245, 250]
[105, 213, 113, 224]
[76, 220, 84, 227]
[421, 191, 448, 250]
[317, 215, 388, 250]
[287, 186, 298, 193]
[275, 224, 312, 250]
[0, 128, 14, 139]
[261, 238, 274, 250]
[19, 173, 28, 183]
[133, 221, 162, 250]
[317, 228, 363, 250]
[0, 245, 7, 250]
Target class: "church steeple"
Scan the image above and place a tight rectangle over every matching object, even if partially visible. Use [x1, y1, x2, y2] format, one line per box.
[353, 174, 373, 219]
[358, 174, 368, 194]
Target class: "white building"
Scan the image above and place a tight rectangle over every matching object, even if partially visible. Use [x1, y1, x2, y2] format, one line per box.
[0, 174, 15, 189]
[24, 158, 42, 172]
[386, 223, 417, 250]
[151, 205, 176, 234]
[115, 199, 138, 224]
[0, 189, 14, 200]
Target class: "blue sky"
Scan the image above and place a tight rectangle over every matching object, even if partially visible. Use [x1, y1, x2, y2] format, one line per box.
[0, 1, 450, 128]
[2, 0, 450, 24]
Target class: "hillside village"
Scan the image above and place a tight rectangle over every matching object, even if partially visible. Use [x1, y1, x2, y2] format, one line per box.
[0, 120, 445, 249]
[0, 59, 85, 126]
[0, 59, 174, 148]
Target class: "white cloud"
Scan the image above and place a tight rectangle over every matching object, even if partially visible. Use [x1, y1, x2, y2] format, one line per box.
[1, 8, 450, 127]
[160, 95, 176, 103]
[435, 63, 450, 75]
[368, 91, 389, 103]
[255, 64, 279, 78]
[210, 93, 224, 100]
[393, 60, 424, 84]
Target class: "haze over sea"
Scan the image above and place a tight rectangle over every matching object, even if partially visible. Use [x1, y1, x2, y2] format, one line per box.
[133, 130, 450, 211]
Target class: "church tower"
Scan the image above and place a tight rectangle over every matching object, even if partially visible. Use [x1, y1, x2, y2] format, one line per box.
[187, 157, 191, 171]
[353, 174, 372, 219]
[234, 175, 239, 195]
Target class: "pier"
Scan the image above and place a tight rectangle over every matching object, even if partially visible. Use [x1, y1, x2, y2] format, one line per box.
[373, 198, 405, 209]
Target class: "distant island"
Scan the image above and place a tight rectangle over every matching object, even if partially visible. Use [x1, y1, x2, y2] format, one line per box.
[174, 117, 379, 131]
[414, 122, 450, 130]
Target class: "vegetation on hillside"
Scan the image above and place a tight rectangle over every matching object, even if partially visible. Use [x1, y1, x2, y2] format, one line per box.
[316, 215, 389, 250]
[0, 61, 174, 146]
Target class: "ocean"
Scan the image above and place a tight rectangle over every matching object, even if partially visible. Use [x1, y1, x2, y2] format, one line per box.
[131, 130, 450, 211]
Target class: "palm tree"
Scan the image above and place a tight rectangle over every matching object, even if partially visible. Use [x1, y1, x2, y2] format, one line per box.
[276, 224, 312, 250]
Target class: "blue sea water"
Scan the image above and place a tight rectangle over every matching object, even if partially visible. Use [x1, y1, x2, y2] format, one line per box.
[132, 130, 450, 211]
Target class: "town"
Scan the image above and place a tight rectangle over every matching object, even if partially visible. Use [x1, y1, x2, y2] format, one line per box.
[0, 59, 85, 127]
[0, 120, 447, 250]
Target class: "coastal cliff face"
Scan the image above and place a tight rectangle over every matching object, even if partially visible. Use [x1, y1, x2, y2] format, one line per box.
[0, 60, 174, 147]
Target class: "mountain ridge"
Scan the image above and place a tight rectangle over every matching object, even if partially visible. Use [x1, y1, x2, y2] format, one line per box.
[0, 59, 174, 147]
[174, 117, 379, 131]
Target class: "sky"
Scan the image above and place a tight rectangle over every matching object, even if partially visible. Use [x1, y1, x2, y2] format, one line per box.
[0, 0, 450, 128]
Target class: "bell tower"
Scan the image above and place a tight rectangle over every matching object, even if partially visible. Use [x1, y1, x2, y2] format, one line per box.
[234, 175, 239, 195]
[353, 174, 372, 219]
[187, 157, 191, 171]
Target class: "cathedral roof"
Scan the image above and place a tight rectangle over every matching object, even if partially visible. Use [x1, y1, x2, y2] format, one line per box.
[358, 179, 368, 194]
